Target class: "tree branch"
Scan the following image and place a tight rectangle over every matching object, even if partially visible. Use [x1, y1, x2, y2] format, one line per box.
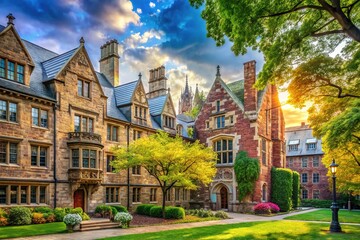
[311, 29, 345, 37]
[260, 2, 324, 18]
[345, 149, 360, 166]
[352, 134, 360, 142]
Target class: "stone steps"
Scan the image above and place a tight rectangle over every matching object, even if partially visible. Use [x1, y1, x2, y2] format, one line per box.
[80, 219, 119, 231]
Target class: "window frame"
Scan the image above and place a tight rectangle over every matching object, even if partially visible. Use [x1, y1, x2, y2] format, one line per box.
[0, 58, 25, 83]
[107, 124, 119, 142]
[150, 188, 157, 202]
[301, 173, 308, 183]
[70, 147, 98, 169]
[0, 185, 47, 205]
[313, 156, 320, 167]
[215, 115, 225, 129]
[313, 173, 320, 183]
[106, 155, 115, 173]
[302, 189, 308, 199]
[0, 140, 18, 165]
[77, 79, 91, 98]
[213, 138, 234, 164]
[74, 115, 94, 133]
[301, 157, 308, 168]
[313, 189, 320, 199]
[132, 187, 141, 203]
[0, 99, 18, 123]
[31, 145, 48, 167]
[31, 107, 48, 128]
[106, 187, 120, 203]
[175, 188, 180, 202]
[132, 165, 141, 175]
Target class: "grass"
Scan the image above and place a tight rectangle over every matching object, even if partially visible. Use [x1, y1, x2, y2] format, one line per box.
[284, 209, 360, 223]
[100, 221, 360, 240]
[173, 215, 220, 224]
[0, 222, 66, 239]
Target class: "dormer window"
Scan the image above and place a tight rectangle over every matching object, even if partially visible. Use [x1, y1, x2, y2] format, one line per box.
[0, 58, 24, 84]
[288, 139, 300, 151]
[77, 80, 90, 98]
[306, 138, 317, 150]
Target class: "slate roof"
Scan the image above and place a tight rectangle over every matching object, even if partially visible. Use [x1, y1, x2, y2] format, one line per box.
[176, 113, 194, 123]
[0, 25, 5, 32]
[114, 80, 138, 106]
[148, 95, 167, 116]
[42, 48, 78, 80]
[285, 125, 324, 157]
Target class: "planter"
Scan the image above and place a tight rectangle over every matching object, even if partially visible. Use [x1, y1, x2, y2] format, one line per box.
[66, 223, 80, 232]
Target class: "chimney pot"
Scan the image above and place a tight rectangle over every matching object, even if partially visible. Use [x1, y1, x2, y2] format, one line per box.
[6, 13, 15, 26]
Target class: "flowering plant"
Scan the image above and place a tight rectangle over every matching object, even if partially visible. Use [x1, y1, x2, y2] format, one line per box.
[114, 212, 133, 228]
[63, 213, 82, 226]
[254, 202, 280, 215]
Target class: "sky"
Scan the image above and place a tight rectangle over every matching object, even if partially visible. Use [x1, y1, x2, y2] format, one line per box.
[1, 0, 308, 127]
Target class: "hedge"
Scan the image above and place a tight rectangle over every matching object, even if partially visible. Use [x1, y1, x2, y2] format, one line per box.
[300, 199, 346, 208]
[271, 167, 293, 212]
[136, 204, 154, 216]
[165, 207, 185, 219]
[110, 205, 128, 213]
[9, 207, 32, 225]
[292, 171, 300, 208]
[149, 206, 163, 218]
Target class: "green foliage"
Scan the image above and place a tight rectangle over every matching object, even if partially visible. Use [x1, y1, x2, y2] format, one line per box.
[185, 105, 200, 119]
[95, 205, 112, 218]
[300, 199, 346, 208]
[165, 207, 185, 219]
[214, 211, 228, 219]
[33, 207, 53, 214]
[149, 206, 163, 218]
[271, 167, 293, 212]
[292, 171, 300, 208]
[70, 207, 83, 214]
[81, 212, 90, 221]
[53, 208, 66, 222]
[8, 207, 32, 225]
[110, 205, 128, 213]
[135, 204, 155, 216]
[196, 209, 214, 218]
[0, 208, 8, 218]
[234, 151, 260, 201]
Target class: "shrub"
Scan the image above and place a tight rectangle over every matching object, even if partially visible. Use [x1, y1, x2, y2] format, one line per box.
[110, 205, 127, 213]
[114, 212, 133, 228]
[110, 206, 118, 217]
[300, 199, 336, 208]
[254, 203, 271, 215]
[70, 207, 83, 215]
[9, 207, 32, 225]
[95, 204, 112, 218]
[54, 208, 66, 222]
[149, 206, 163, 218]
[214, 211, 228, 219]
[81, 212, 90, 221]
[197, 209, 214, 218]
[136, 204, 154, 216]
[64, 207, 72, 214]
[165, 207, 185, 219]
[32, 213, 46, 224]
[0, 208, 8, 218]
[0, 217, 8, 226]
[268, 202, 280, 213]
[292, 171, 300, 209]
[63, 213, 82, 226]
[46, 213, 56, 223]
[271, 167, 293, 212]
[33, 207, 53, 214]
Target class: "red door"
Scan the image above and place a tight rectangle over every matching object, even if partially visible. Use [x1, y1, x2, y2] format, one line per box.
[74, 189, 84, 210]
[220, 187, 228, 209]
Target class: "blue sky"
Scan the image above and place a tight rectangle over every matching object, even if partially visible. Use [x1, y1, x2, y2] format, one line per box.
[0, 0, 306, 126]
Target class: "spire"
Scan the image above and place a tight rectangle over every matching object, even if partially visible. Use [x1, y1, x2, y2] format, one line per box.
[7, 13, 15, 26]
[216, 65, 221, 77]
[79, 37, 85, 46]
[184, 75, 189, 93]
[138, 72, 142, 80]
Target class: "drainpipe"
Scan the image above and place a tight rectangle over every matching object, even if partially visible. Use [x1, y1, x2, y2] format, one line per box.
[126, 125, 130, 209]
[53, 104, 58, 208]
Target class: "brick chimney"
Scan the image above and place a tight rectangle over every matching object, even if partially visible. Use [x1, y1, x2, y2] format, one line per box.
[99, 39, 120, 87]
[244, 60, 257, 112]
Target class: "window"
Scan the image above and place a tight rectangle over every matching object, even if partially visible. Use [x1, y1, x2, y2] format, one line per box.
[74, 115, 93, 132]
[215, 115, 225, 129]
[230, 116, 234, 124]
[313, 173, 320, 183]
[176, 124, 183, 135]
[133, 130, 141, 140]
[150, 188, 157, 202]
[106, 187, 120, 203]
[206, 121, 209, 129]
[71, 149, 79, 168]
[301, 173, 308, 183]
[289, 158, 293, 167]
[165, 189, 171, 201]
[182, 188, 188, 201]
[77, 80, 90, 98]
[213, 139, 233, 164]
[302, 189, 308, 199]
[0, 141, 18, 164]
[301, 157, 308, 167]
[313, 156, 319, 167]
[0, 185, 47, 205]
[106, 155, 115, 173]
[288, 139, 300, 151]
[307, 143, 316, 150]
[313, 190, 320, 199]
[71, 148, 97, 168]
[261, 138, 267, 165]
[107, 125, 119, 141]
[134, 105, 147, 120]
[0, 100, 17, 122]
[262, 184, 267, 202]
[288, 144, 298, 151]
[216, 100, 220, 112]
[0, 58, 24, 83]
[31, 145, 48, 167]
[132, 165, 141, 175]
[132, 188, 141, 203]
[175, 188, 180, 201]
[31, 107, 48, 128]
[163, 115, 175, 128]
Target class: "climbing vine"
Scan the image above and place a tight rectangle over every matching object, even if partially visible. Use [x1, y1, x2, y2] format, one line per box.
[234, 151, 260, 201]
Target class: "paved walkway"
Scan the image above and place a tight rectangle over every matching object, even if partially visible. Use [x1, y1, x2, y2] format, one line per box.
[11, 209, 356, 240]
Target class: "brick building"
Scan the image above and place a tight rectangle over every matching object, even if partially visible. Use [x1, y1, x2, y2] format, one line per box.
[0, 15, 189, 212]
[195, 62, 286, 211]
[285, 123, 331, 200]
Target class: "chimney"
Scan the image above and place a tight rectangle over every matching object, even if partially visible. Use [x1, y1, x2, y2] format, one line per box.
[7, 13, 15, 26]
[147, 65, 167, 98]
[301, 122, 306, 127]
[244, 60, 257, 112]
[99, 39, 120, 87]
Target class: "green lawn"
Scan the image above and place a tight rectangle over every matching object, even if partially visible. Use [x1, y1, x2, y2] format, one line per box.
[0, 222, 66, 239]
[284, 209, 360, 223]
[100, 221, 360, 240]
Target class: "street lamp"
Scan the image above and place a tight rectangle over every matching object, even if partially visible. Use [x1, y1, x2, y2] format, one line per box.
[329, 159, 342, 232]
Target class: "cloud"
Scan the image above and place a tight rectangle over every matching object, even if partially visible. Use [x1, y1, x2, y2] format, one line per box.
[136, 8, 142, 14]
[124, 30, 164, 48]
[149, 2, 156, 8]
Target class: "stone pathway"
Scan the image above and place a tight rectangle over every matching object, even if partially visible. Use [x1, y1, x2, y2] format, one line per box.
[11, 209, 358, 240]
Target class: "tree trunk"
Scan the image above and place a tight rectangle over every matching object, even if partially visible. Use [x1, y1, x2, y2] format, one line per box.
[162, 189, 166, 219]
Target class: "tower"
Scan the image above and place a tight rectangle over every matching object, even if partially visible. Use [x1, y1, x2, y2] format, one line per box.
[99, 39, 120, 87]
[178, 75, 193, 114]
[147, 66, 167, 98]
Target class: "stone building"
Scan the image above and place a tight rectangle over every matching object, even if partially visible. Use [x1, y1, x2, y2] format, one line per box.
[285, 123, 331, 200]
[0, 15, 189, 212]
[195, 62, 286, 211]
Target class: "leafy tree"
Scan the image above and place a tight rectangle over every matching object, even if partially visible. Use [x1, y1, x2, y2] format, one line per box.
[233, 151, 260, 201]
[111, 131, 217, 218]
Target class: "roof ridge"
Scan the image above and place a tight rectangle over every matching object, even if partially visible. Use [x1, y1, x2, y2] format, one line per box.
[22, 39, 59, 56]
[114, 79, 138, 88]
[41, 47, 77, 64]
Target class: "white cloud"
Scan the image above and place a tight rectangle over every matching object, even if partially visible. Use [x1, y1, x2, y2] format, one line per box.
[136, 8, 142, 14]
[149, 2, 156, 8]
[157, 9, 161, 13]
[124, 30, 164, 48]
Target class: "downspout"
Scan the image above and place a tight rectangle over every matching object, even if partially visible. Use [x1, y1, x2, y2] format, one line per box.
[126, 125, 130, 209]
[53, 104, 58, 208]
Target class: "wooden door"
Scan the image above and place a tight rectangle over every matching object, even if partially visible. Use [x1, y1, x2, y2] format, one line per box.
[74, 189, 84, 210]
[220, 187, 228, 209]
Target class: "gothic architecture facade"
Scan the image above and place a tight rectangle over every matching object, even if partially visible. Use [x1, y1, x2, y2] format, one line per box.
[195, 62, 286, 211]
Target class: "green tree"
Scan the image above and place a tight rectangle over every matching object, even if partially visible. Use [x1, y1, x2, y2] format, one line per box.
[111, 131, 217, 218]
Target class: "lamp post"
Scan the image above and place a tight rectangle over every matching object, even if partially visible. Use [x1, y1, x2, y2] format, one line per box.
[329, 159, 341, 232]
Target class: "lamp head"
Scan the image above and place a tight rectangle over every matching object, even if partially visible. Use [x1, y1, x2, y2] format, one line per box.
[329, 159, 338, 175]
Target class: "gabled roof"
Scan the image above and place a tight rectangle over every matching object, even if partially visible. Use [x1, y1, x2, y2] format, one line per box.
[114, 80, 138, 106]
[176, 113, 194, 123]
[42, 48, 78, 80]
[0, 25, 5, 32]
[214, 76, 245, 111]
[148, 95, 167, 116]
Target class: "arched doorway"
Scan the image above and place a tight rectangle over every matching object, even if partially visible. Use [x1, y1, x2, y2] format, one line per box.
[74, 189, 85, 210]
[220, 187, 228, 209]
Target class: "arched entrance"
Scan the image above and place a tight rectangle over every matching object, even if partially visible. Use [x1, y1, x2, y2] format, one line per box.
[220, 187, 228, 209]
[74, 189, 85, 210]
